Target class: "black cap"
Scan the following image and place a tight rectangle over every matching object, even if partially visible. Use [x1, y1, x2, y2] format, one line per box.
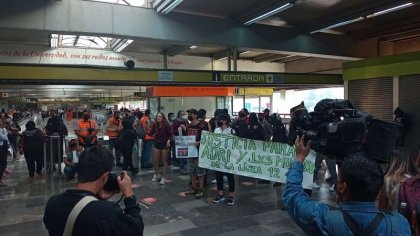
[187, 109, 198, 115]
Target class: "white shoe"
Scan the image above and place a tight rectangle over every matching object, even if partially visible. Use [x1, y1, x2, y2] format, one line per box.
[329, 184, 336, 192]
[152, 174, 159, 182]
[211, 179, 217, 184]
[312, 182, 320, 189]
[160, 177, 166, 185]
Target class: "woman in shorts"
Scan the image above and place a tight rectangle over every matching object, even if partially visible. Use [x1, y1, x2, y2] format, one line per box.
[150, 112, 172, 185]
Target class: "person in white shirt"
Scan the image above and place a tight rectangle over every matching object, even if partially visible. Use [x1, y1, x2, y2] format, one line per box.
[212, 113, 236, 206]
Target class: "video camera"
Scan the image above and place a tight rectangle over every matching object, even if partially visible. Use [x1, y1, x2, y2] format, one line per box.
[290, 99, 400, 162]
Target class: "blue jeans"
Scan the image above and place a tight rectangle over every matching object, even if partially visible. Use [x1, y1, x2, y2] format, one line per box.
[141, 140, 152, 168]
[64, 165, 78, 178]
[109, 138, 121, 163]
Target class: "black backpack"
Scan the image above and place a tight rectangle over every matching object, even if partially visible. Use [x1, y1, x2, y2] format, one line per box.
[23, 129, 44, 152]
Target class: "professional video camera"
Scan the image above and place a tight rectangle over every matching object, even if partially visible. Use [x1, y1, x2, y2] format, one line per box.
[290, 99, 400, 162]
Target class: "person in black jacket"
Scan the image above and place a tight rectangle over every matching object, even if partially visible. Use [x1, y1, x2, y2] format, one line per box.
[271, 113, 288, 143]
[247, 113, 265, 141]
[19, 121, 46, 180]
[119, 117, 139, 176]
[43, 146, 144, 236]
[45, 109, 68, 137]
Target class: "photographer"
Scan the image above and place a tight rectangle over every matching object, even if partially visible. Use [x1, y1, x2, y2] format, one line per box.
[75, 110, 99, 148]
[44, 146, 144, 236]
[63, 139, 83, 180]
[283, 136, 410, 235]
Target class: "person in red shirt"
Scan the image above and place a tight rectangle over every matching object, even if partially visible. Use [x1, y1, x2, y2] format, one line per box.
[150, 112, 172, 185]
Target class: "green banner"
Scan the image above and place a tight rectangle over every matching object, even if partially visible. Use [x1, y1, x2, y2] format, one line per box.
[198, 131, 315, 188]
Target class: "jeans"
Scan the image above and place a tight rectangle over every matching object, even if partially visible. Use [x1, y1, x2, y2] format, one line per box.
[64, 165, 78, 178]
[109, 138, 121, 163]
[121, 148, 134, 171]
[141, 140, 152, 168]
[24, 151, 43, 177]
[216, 171, 235, 193]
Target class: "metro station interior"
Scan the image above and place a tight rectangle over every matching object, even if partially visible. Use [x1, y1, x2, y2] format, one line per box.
[1, 0, 420, 235]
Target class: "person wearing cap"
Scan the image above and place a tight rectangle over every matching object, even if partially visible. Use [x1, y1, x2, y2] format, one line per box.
[19, 121, 46, 180]
[182, 108, 208, 198]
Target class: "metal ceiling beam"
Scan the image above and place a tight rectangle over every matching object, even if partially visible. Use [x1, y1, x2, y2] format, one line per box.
[163, 45, 190, 56]
[253, 53, 289, 63]
[0, 0, 366, 59]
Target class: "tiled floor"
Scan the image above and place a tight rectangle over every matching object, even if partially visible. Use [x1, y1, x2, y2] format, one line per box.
[0, 118, 337, 236]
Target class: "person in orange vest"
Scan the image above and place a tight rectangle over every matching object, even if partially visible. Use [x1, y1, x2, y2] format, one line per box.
[106, 111, 122, 166]
[75, 110, 99, 148]
[140, 109, 153, 169]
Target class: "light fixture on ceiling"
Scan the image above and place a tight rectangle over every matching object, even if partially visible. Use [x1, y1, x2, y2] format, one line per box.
[310, 17, 365, 34]
[50, 34, 58, 48]
[311, 2, 414, 34]
[189, 45, 198, 49]
[113, 39, 134, 52]
[366, 2, 413, 18]
[157, 0, 184, 14]
[240, 51, 251, 54]
[244, 2, 294, 25]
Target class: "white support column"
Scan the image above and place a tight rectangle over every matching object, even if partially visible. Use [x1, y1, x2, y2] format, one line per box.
[344, 81, 349, 100]
[393, 76, 399, 110]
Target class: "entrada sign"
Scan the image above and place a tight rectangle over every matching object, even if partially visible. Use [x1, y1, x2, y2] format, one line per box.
[217, 73, 273, 83]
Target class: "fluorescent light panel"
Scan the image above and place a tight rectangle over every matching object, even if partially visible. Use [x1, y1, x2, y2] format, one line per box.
[366, 2, 413, 18]
[311, 2, 414, 34]
[160, 0, 183, 14]
[114, 39, 134, 52]
[244, 3, 293, 25]
[189, 45, 198, 49]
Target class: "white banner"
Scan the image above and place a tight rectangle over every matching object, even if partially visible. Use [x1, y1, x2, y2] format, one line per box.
[198, 131, 315, 189]
[174, 136, 198, 158]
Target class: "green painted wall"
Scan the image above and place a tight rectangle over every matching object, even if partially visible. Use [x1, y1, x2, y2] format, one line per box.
[343, 51, 420, 81]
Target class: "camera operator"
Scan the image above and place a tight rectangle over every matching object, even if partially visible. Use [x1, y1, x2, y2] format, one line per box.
[283, 136, 411, 235]
[44, 146, 144, 236]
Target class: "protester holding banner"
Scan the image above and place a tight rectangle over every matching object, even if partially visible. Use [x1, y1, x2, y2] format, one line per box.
[172, 110, 189, 174]
[184, 109, 207, 198]
[150, 112, 172, 185]
[212, 113, 236, 206]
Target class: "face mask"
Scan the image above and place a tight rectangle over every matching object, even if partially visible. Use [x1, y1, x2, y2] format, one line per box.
[216, 121, 223, 127]
[188, 116, 193, 121]
[83, 115, 89, 120]
[238, 112, 245, 118]
[169, 116, 174, 121]
[182, 115, 187, 120]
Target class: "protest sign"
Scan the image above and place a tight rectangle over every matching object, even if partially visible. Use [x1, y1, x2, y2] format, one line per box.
[198, 131, 315, 189]
[175, 135, 198, 158]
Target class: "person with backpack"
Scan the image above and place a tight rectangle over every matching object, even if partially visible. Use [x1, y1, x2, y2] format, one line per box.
[378, 148, 420, 211]
[140, 109, 153, 169]
[18, 121, 46, 180]
[283, 135, 411, 236]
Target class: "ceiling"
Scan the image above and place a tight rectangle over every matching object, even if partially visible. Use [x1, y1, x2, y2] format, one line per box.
[1, 0, 420, 99]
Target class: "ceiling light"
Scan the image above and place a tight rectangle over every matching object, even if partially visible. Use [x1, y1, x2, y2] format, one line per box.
[240, 51, 251, 54]
[114, 39, 134, 53]
[159, 0, 184, 14]
[310, 17, 364, 34]
[50, 34, 58, 48]
[217, 57, 228, 61]
[189, 45, 198, 49]
[244, 3, 294, 25]
[366, 2, 413, 18]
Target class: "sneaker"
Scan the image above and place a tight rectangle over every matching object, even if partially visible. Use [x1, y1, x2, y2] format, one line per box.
[329, 184, 336, 192]
[312, 182, 320, 189]
[195, 189, 204, 198]
[213, 194, 225, 203]
[211, 179, 217, 184]
[226, 196, 235, 206]
[152, 174, 159, 182]
[160, 177, 166, 185]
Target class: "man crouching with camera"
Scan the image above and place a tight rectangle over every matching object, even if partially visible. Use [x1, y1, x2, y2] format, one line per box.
[44, 146, 144, 236]
[283, 136, 410, 236]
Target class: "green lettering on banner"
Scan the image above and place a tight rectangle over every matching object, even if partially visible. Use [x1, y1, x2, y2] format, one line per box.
[198, 131, 315, 189]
